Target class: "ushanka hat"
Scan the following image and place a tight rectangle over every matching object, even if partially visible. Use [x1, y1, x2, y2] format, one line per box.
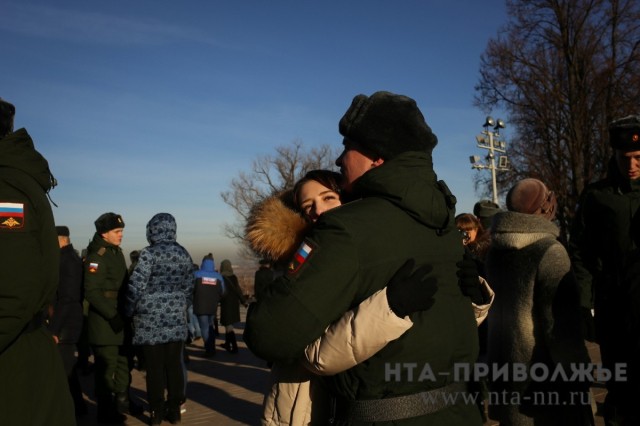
[338, 91, 438, 160]
[506, 178, 557, 220]
[609, 115, 640, 151]
[94, 212, 125, 234]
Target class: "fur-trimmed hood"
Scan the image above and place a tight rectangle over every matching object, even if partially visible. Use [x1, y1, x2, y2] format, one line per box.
[245, 192, 310, 263]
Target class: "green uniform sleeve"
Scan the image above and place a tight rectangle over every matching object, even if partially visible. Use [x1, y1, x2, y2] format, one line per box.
[84, 252, 117, 320]
[0, 198, 45, 352]
[567, 189, 595, 309]
[244, 216, 361, 362]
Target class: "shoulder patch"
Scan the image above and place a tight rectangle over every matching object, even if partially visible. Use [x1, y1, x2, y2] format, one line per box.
[287, 240, 316, 275]
[202, 277, 218, 286]
[97, 247, 106, 256]
[0, 202, 25, 229]
[88, 262, 99, 273]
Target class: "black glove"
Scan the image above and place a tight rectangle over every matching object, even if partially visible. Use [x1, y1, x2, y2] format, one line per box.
[386, 259, 438, 318]
[456, 251, 484, 305]
[108, 314, 125, 333]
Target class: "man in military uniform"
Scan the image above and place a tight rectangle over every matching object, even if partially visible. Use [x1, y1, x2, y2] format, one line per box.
[245, 91, 481, 425]
[84, 212, 132, 423]
[0, 97, 75, 424]
[50, 225, 87, 416]
[569, 115, 640, 426]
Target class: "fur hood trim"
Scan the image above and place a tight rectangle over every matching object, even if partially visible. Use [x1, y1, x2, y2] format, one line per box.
[245, 192, 310, 263]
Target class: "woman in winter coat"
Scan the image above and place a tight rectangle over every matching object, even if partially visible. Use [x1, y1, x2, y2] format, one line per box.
[485, 179, 593, 426]
[124, 213, 195, 425]
[219, 259, 246, 353]
[245, 170, 438, 426]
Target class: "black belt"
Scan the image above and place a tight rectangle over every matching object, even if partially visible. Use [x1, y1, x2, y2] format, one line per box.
[334, 382, 468, 422]
[22, 311, 46, 334]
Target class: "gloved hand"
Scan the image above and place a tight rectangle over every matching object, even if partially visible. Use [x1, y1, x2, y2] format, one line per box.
[386, 259, 438, 318]
[108, 314, 125, 333]
[456, 251, 484, 305]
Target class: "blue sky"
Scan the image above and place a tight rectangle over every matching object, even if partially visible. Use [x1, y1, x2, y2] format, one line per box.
[2, 0, 509, 264]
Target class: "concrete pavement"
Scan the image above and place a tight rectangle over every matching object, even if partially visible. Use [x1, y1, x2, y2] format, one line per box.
[75, 307, 606, 425]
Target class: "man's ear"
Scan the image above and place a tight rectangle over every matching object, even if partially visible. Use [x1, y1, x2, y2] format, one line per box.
[372, 158, 385, 167]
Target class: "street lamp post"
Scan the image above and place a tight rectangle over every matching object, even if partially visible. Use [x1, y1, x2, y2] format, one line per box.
[470, 116, 509, 205]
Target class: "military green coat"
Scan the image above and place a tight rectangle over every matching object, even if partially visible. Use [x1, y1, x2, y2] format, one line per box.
[0, 128, 75, 425]
[84, 232, 128, 345]
[245, 152, 481, 425]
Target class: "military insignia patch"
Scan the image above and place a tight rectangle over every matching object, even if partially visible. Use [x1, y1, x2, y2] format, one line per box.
[88, 262, 99, 273]
[0, 202, 25, 229]
[288, 240, 315, 274]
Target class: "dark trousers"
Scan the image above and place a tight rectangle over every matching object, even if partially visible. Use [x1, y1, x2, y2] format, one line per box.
[92, 345, 130, 398]
[142, 341, 185, 413]
[58, 343, 85, 411]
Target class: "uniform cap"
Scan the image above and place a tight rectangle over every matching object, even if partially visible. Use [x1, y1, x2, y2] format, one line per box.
[94, 212, 125, 234]
[55, 226, 70, 237]
[609, 115, 640, 151]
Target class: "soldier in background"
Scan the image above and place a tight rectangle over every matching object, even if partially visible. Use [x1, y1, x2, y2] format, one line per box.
[84, 212, 139, 423]
[0, 97, 75, 424]
[50, 225, 87, 417]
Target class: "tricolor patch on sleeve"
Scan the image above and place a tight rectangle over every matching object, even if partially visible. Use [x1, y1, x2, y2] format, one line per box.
[88, 262, 99, 273]
[0, 202, 25, 229]
[287, 240, 315, 275]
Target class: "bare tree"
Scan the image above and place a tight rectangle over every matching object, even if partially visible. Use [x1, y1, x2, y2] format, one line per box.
[475, 0, 640, 238]
[221, 139, 339, 258]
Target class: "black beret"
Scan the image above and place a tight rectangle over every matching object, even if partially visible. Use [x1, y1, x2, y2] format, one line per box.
[338, 91, 438, 160]
[609, 115, 640, 151]
[94, 212, 125, 234]
[55, 226, 70, 237]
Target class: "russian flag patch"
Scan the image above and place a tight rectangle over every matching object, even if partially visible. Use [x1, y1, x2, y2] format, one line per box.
[288, 240, 315, 274]
[0, 202, 25, 229]
[88, 262, 99, 273]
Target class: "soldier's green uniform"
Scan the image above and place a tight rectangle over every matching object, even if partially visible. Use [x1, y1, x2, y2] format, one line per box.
[0, 127, 75, 425]
[84, 226, 130, 419]
[245, 151, 481, 425]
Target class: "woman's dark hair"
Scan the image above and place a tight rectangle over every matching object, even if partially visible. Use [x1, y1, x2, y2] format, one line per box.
[455, 213, 483, 233]
[292, 170, 343, 210]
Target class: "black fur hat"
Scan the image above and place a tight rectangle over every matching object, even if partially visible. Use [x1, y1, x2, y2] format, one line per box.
[338, 91, 438, 160]
[55, 226, 70, 237]
[609, 115, 640, 151]
[0, 97, 16, 138]
[94, 212, 125, 234]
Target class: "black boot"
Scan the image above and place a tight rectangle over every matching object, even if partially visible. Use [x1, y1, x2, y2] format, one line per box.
[149, 409, 163, 425]
[165, 404, 182, 424]
[220, 332, 230, 351]
[97, 396, 126, 424]
[115, 391, 144, 416]
[227, 332, 238, 353]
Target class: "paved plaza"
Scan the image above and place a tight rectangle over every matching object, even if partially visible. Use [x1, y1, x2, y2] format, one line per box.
[75, 306, 607, 425]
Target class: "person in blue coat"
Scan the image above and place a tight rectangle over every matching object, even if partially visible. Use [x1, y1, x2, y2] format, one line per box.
[125, 213, 195, 425]
[193, 254, 225, 356]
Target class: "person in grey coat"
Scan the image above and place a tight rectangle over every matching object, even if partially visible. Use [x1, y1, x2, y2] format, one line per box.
[125, 213, 195, 425]
[485, 178, 593, 426]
